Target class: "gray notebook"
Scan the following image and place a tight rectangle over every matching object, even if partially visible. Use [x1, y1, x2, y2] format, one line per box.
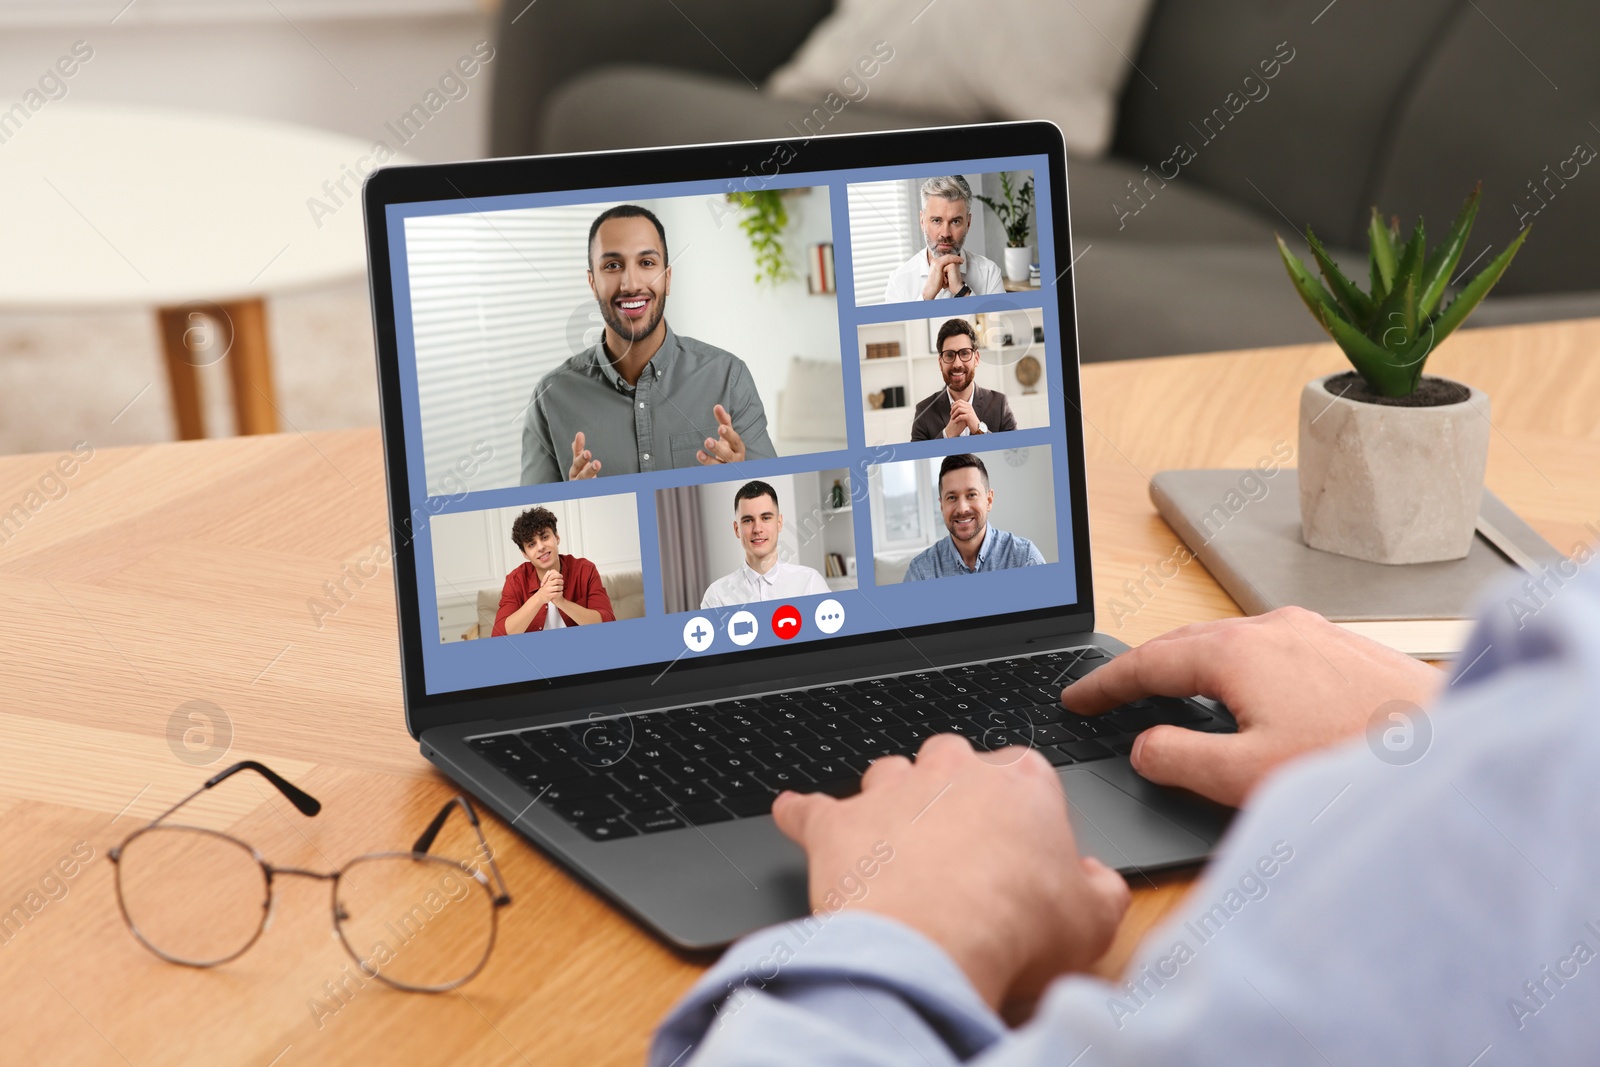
[1149, 469, 1564, 657]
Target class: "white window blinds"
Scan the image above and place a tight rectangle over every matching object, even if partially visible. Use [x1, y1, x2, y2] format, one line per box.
[846, 180, 915, 305]
[405, 206, 602, 495]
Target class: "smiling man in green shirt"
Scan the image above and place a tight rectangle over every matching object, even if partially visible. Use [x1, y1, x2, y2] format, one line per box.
[519, 204, 777, 485]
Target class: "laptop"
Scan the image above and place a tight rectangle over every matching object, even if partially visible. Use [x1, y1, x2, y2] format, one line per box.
[362, 121, 1234, 951]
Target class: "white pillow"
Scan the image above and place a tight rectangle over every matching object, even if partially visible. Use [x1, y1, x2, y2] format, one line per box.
[766, 0, 1156, 157]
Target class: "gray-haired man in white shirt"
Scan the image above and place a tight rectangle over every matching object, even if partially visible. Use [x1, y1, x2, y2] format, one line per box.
[881, 175, 1006, 303]
[701, 480, 830, 609]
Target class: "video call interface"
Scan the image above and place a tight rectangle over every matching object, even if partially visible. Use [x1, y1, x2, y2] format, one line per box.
[385, 154, 1080, 695]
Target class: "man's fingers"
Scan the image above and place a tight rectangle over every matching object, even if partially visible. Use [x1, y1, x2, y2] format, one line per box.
[570, 431, 586, 458]
[860, 754, 913, 791]
[771, 789, 834, 845]
[697, 426, 743, 466]
[713, 403, 733, 429]
[1079, 856, 1132, 917]
[1129, 725, 1251, 806]
[916, 731, 976, 769]
[1060, 634, 1225, 716]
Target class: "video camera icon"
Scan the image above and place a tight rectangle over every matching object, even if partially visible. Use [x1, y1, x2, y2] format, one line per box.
[727, 610, 759, 646]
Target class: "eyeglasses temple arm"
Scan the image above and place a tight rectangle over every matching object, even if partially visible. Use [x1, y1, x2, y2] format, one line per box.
[414, 796, 512, 906]
[148, 760, 322, 827]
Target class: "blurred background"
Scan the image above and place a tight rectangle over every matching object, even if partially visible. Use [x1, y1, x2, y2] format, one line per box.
[2, 0, 1595, 455]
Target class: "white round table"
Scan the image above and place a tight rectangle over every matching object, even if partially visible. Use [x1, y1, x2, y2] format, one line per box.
[0, 104, 384, 438]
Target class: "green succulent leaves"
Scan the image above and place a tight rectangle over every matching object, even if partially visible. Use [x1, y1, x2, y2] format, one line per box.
[1277, 183, 1529, 397]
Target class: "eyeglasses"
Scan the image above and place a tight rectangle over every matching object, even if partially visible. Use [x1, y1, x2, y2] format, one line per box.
[108, 761, 511, 992]
[938, 347, 978, 364]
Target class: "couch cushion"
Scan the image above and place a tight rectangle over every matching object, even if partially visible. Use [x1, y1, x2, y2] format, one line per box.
[542, 67, 1281, 249]
[601, 569, 646, 621]
[491, 0, 834, 156]
[1071, 242, 1337, 362]
[1369, 2, 1600, 296]
[766, 0, 1155, 158]
[1113, 0, 1458, 247]
[540, 66, 953, 154]
[1066, 155, 1278, 244]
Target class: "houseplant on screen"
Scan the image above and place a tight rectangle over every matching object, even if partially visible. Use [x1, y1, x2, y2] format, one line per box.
[974, 172, 1034, 284]
[1277, 183, 1529, 564]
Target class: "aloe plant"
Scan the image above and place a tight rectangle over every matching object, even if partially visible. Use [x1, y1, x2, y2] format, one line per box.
[1277, 184, 1529, 397]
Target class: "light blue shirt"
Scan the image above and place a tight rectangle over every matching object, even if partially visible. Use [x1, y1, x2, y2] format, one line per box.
[652, 566, 1600, 1066]
[904, 525, 1045, 582]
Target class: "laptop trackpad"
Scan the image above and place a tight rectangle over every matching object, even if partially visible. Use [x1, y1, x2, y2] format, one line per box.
[1060, 763, 1219, 871]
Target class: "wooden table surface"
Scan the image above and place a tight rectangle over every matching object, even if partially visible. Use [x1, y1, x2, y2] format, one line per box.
[2, 318, 1596, 1065]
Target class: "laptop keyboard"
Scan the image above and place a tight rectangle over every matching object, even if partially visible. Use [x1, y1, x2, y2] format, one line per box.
[467, 647, 1234, 842]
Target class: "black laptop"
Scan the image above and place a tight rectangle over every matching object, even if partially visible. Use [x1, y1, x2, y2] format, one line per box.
[363, 121, 1233, 951]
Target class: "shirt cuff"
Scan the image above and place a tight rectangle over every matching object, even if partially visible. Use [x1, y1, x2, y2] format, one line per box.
[650, 910, 1005, 1066]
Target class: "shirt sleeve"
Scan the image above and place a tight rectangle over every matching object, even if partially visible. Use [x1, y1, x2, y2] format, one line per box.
[909, 395, 941, 441]
[700, 575, 732, 610]
[902, 548, 934, 583]
[976, 256, 1006, 295]
[490, 569, 524, 637]
[1025, 539, 1046, 566]
[649, 911, 1006, 1067]
[727, 359, 777, 460]
[521, 387, 564, 485]
[993, 393, 1018, 433]
[575, 558, 615, 622]
[882, 260, 918, 304]
[806, 568, 832, 596]
[652, 569, 1600, 1067]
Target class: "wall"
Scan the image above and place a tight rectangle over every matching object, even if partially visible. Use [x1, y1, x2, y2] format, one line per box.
[651, 188, 842, 431]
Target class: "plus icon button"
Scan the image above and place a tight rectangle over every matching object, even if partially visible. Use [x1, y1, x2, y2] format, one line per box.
[682, 615, 715, 653]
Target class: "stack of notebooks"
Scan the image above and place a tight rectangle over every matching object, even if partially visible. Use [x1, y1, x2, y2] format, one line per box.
[1150, 469, 1567, 659]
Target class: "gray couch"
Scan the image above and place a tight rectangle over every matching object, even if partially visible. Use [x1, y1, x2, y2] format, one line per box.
[488, 0, 1600, 362]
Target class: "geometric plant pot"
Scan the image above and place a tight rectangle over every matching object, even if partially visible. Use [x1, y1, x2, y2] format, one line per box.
[1299, 371, 1491, 564]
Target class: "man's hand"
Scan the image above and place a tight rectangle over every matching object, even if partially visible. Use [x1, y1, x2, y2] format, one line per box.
[529, 568, 563, 610]
[772, 734, 1130, 1011]
[944, 397, 981, 437]
[920, 253, 965, 300]
[1061, 607, 1444, 807]
[696, 404, 746, 465]
[567, 431, 601, 480]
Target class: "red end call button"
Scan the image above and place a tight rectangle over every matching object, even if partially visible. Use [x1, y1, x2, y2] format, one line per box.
[771, 604, 803, 640]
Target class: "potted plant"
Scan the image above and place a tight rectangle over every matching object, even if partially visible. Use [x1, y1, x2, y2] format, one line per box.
[1277, 184, 1529, 564]
[974, 172, 1035, 284]
[727, 189, 796, 286]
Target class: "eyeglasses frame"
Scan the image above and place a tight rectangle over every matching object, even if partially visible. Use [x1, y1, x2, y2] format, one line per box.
[107, 760, 512, 993]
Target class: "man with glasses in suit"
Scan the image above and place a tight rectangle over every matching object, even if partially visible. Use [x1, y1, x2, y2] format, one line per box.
[910, 318, 1018, 441]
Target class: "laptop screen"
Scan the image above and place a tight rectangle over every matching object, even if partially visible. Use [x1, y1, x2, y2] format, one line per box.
[378, 145, 1080, 696]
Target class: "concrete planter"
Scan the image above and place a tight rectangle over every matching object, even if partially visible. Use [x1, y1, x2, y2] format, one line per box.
[1298, 372, 1491, 564]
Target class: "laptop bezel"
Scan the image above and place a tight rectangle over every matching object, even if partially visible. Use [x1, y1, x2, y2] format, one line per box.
[362, 121, 1096, 739]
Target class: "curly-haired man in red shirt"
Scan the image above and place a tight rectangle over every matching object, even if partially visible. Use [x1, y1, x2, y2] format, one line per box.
[491, 506, 616, 636]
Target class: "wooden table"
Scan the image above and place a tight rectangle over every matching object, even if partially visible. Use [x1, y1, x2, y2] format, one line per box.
[0, 105, 379, 440]
[3, 319, 1597, 1065]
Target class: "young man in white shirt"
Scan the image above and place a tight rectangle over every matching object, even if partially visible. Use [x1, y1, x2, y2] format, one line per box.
[700, 480, 831, 608]
[881, 175, 1006, 304]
